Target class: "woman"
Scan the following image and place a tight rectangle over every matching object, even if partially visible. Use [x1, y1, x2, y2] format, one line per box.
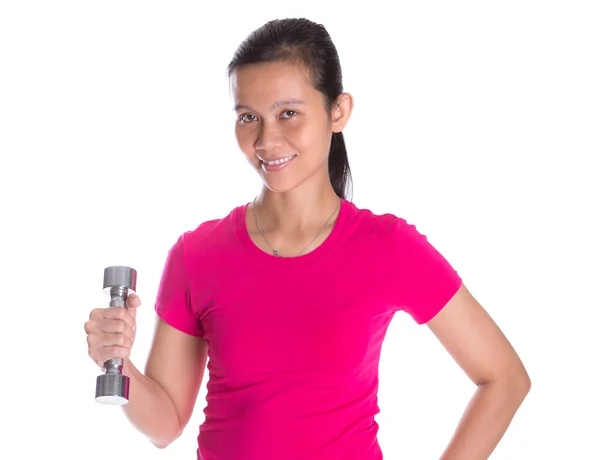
[84, 18, 531, 460]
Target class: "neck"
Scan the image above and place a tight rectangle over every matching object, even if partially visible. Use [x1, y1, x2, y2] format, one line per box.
[254, 184, 341, 233]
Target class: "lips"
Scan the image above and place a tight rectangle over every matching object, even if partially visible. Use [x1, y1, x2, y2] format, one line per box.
[259, 154, 297, 173]
[259, 154, 296, 166]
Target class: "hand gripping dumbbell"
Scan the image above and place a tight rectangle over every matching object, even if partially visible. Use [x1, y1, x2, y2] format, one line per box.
[95, 265, 137, 405]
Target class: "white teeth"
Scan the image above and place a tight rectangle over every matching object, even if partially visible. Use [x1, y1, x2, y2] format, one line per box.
[264, 155, 295, 166]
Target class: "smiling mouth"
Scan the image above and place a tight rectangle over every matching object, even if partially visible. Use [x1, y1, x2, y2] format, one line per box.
[260, 155, 296, 166]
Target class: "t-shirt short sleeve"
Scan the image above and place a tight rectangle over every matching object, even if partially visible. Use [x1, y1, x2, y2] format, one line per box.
[154, 233, 204, 337]
[390, 218, 462, 324]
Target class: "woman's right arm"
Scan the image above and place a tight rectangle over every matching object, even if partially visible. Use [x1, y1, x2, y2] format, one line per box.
[85, 294, 208, 449]
[122, 318, 208, 448]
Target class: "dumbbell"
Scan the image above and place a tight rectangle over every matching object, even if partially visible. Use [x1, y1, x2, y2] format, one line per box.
[95, 265, 137, 405]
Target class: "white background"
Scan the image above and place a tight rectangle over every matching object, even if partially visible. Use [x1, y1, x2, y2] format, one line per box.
[1, 1, 598, 459]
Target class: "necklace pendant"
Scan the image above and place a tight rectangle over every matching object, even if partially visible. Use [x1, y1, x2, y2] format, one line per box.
[273, 249, 280, 256]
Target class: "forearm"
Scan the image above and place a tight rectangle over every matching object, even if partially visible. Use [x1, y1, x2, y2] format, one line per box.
[440, 377, 530, 460]
[121, 358, 182, 448]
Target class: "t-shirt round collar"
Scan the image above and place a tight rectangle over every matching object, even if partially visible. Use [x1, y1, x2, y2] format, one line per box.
[234, 198, 351, 266]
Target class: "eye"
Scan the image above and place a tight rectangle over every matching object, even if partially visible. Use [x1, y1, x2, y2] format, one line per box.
[281, 110, 297, 119]
[238, 113, 257, 124]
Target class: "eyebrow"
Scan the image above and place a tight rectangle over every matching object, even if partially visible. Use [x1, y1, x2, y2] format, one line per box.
[233, 98, 305, 111]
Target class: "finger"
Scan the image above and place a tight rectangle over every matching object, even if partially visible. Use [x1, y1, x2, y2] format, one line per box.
[126, 294, 141, 308]
[102, 307, 135, 327]
[85, 318, 125, 337]
[100, 331, 133, 349]
[89, 308, 107, 321]
[84, 319, 100, 336]
[88, 336, 133, 362]
[87, 331, 134, 349]
[97, 318, 135, 338]
[92, 345, 131, 367]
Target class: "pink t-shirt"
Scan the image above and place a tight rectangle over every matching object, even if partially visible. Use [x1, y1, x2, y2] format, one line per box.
[155, 199, 462, 460]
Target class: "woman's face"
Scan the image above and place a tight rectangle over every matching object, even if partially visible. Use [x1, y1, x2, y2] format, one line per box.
[230, 61, 350, 194]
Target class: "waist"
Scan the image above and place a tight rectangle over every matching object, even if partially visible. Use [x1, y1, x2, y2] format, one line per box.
[197, 416, 382, 460]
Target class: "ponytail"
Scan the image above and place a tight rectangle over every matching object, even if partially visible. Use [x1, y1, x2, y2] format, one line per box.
[328, 131, 352, 200]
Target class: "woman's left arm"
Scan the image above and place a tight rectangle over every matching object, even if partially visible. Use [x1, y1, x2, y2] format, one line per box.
[426, 283, 531, 460]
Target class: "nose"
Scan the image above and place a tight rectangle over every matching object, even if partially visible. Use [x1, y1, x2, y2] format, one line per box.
[255, 120, 284, 151]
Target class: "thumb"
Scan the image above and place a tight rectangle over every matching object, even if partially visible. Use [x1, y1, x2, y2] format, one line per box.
[126, 293, 142, 318]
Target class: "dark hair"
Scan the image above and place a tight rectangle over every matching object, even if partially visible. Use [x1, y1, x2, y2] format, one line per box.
[227, 18, 352, 200]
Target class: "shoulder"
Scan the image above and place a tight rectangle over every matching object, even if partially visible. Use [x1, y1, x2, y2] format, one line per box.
[344, 200, 412, 240]
[344, 200, 449, 260]
[177, 204, 245, 254]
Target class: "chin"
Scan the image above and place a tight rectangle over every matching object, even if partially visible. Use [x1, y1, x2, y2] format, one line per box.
[261, 181, 296, 194]
[259, 174, 304, 194]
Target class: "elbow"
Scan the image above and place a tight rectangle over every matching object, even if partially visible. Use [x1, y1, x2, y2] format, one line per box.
[151, 440, 170, 450]
[150, 434, 174, 449]
[511, 361, 532, 396]
[150, 434, 178, 450]
[149, 426, 184, 450]
[507, 372, 531, 412]
[478, 366, 531, 397]
[501, 369, 532, 400]
[517, 371, 532, 396]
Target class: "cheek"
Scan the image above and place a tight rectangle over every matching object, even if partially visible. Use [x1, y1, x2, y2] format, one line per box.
[292, 122, 330, 154]
[235, 126, 255, 153]
[284, 121, 313, 145]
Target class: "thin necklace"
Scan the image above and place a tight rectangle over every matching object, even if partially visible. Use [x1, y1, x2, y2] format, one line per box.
[251, 197, 341, 257]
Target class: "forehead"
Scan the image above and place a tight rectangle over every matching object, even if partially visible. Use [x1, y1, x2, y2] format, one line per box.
[230, 61, 316, 106]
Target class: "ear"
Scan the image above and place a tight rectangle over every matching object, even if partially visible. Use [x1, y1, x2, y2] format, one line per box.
[330, 93, 354, 133]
